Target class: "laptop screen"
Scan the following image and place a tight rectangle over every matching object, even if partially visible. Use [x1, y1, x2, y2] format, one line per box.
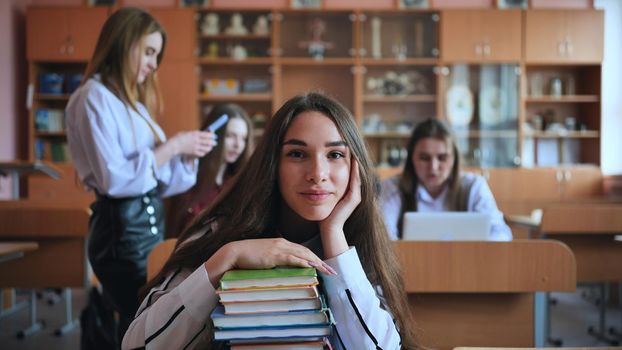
[402, 212, 492, 241]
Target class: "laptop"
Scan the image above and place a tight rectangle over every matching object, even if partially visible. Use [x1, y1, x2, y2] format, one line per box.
[402, 212, 491, 241]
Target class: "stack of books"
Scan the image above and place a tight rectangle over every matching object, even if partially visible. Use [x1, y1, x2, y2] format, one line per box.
[211, 267, 334, 349]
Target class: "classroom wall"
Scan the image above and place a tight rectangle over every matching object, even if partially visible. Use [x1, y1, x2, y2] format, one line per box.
[0, 0, 620, 199]
[0, 0, 30, 199]
[595, 0, 622, 176]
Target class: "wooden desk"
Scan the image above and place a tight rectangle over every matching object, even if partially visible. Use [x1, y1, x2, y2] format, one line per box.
[394, 240, 575, 350]
[507, 204, 622, 282]
[0, 242, 38, 264]
[0, 201, 90, 288]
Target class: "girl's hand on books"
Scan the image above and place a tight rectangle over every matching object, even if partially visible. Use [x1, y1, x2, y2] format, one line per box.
[319, 157, 361, 258]
[204, 238, 335, 287]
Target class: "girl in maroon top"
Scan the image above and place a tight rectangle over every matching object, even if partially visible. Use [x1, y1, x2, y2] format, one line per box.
[167, 104, 254, 237]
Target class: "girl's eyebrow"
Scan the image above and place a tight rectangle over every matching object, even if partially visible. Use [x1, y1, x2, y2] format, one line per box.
[283, 139, 347, 147]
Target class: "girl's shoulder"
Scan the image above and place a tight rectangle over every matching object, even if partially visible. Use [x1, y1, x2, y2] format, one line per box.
[380, 175, 400, 193]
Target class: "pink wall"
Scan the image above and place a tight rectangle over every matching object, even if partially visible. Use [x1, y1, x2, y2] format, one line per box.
[0, 0, 31, 199]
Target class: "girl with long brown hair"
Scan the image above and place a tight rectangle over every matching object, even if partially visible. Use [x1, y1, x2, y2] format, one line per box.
[166, 104, 254, 237]
[122, 92, 419, 349]
[65, 7, 216, 342]
[380, 118, 511, 241]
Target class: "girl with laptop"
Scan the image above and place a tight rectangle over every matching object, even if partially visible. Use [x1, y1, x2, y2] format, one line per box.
[380, 118, 512, 241]
[122, 93, 419, 349]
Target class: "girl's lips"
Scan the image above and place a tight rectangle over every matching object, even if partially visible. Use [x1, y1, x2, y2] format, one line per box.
[300, 191, 331, 201]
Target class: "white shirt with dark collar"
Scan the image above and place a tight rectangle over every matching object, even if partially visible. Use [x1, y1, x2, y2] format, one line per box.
[380, 173, 512, 241]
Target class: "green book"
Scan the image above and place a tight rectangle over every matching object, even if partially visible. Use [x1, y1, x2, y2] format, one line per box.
[220, 267, 318, 291]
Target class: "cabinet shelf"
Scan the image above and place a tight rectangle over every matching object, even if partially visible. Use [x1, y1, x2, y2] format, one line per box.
[279, 58, 354, 65]
[36, 94, 71, 101]
[525, 131, 600, 139]
[526, 95, 599, 103]
[363, 95, 436, 103]
[364, 132, 410, 139]
[453, 130, 518, 138]
[197, 57, 272, 65]
[198, 93, 272, 102]
[360, 58, 438, 66]
[35, 131, 67, 137]
[199, 34, 270, 40]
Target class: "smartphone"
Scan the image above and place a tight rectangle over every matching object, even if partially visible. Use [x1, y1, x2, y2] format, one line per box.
[205, 114, 229, 133]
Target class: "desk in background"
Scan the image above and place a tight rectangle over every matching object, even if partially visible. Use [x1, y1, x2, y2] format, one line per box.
[394, 240, 575, 350]
[507, 203, 622, 345]
[0, 200, 90, 336]
[0, 242, 38, 264]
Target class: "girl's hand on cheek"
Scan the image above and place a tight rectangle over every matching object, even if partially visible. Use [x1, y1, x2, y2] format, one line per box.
[320, 157, 361, 236]
[319, 158, 361, 258]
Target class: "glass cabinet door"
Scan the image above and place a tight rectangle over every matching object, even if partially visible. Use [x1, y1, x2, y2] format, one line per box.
[443, 64, 520, 167]
[359, 11, 439, 60]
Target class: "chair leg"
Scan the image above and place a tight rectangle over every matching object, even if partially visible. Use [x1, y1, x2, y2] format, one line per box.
[0, 288, 28, 321]
[608, 282, 622, 340]
[587, 283, 620, 346]
[54, 288, 79, 336]
[16, 290, 44, 339]
[546, 292, 563, 347]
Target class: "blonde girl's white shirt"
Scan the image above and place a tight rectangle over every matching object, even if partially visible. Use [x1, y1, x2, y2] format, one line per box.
[65, 77, 197, 198]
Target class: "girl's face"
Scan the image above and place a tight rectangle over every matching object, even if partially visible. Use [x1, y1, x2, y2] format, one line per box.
[278, 111, 351, 221]
[223, 117, 248, 164]
[412, 137, 454, 197]
[130, 31, 163, 84]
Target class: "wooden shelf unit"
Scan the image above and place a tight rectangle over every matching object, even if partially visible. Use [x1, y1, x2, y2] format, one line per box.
[23, 6, 605, 201]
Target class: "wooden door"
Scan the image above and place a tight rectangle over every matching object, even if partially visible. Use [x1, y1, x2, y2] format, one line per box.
[149, 8, 196, 61]
[441, 10, 521, 62]
[565, 10, 603, 63]
[560, 166, 603, 200]
[27, 8, 68, 61]
[525, 10, 603, 63]
[486, 168, 561, 215]
[66, 8, 108, 61]
[156, 60, 198, 137]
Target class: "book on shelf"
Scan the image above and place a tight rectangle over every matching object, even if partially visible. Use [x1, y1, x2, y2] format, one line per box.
[220, 267, 318, 290]
[217, 285, 319, 303]
[35, 109, 65, 132]
[213, 324, 332, 341]
[211, 304, 332, 328]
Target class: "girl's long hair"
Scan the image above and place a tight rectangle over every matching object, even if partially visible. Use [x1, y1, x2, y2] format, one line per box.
[397, 118, 461, 238]
[145, 92, 419, 349]
[83, 7, 167, 117]
[166, 104, 254, 237]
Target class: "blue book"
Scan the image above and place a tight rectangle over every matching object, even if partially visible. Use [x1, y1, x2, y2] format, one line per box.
[211, 305, 333, 329]
[213, 324, 332, 341]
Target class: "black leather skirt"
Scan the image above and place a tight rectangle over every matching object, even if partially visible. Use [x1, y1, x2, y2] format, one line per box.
[87, 188, 164, 319]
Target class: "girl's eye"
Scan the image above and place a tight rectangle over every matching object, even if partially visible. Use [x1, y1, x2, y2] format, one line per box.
[329, 151, 345, 159]
[438, 155, 448, 162]
[286, 150, 305, 158]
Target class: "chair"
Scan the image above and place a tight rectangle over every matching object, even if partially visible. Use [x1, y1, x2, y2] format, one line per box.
[147, 239, 177, 281]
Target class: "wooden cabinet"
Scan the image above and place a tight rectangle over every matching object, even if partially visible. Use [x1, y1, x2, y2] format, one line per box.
[484, 166, 602, 215]
[525, 10, 603, 63]
[149, 8, 198, 136]
[157, 60, 199, 136]
[27, 7, 107, 61]
[150, 8, 196, 60]
[441, 10, 522, 62]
